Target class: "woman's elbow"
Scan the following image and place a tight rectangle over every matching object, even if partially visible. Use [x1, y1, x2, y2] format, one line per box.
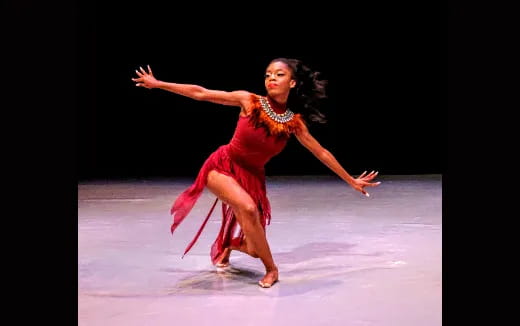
[191, 86, 208, 101]
[316, 149, 330, 161]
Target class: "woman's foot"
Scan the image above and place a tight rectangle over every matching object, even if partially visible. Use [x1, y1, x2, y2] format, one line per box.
[258, 269, 279, 288]
[215, 248, 231, 268]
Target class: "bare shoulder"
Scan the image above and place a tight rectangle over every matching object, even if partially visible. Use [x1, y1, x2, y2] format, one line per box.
[231, 90, 254, 104]
[293, 115, 310, 136]
[240, 92, 262, 116]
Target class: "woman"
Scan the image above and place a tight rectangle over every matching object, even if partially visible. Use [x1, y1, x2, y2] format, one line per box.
[132, 58, 380, 288]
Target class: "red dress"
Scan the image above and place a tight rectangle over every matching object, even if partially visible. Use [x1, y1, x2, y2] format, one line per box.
[170, 94, 304, 264]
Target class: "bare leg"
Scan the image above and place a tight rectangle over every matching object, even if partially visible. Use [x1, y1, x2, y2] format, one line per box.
[207, 170, 278, 287]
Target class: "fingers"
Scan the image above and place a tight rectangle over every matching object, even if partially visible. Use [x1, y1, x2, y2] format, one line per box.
[358, 171, 367, 179]
[134, 66, 152, 76]
[362, 170, 379, 180]
[132, 75, 143, 87]
[366, 181, 381, 187]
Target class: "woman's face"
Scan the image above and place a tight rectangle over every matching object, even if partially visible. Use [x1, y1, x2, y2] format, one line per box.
[264, 61, 296, 97]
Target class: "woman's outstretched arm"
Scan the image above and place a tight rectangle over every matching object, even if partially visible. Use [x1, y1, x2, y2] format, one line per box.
[294, 120, 380, 197]
[132, 65, 251, 109]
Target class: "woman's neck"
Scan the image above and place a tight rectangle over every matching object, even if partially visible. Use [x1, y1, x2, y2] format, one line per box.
[267, 95, 287, 114]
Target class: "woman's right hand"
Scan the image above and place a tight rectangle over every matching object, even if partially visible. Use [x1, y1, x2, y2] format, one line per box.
[132, 65, 159, 89]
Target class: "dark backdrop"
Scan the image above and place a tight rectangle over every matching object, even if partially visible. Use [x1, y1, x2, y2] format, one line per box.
[77, 2, 442, 180]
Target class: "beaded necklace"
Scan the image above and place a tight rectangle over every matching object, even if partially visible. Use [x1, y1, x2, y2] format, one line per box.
[249, 95, 302, 138]
[259, 97, 295, 123]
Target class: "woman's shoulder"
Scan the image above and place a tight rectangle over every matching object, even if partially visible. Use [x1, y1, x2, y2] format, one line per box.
[246, 92, 263, 102]
[241, 93, 263, 115]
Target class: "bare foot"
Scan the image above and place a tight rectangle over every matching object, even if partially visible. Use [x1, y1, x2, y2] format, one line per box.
[258, 269, 279, 288]
[216, 248, 231, 267]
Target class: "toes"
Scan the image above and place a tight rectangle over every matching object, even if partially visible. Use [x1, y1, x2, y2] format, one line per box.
[258, 281, 269, 288]
[258, 279, 278, 288]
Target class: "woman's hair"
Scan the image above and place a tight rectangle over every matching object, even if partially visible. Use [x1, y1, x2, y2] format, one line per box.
[269, 58, 328, 124]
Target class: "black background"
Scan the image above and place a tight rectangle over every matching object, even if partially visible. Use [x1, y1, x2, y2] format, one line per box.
[77, 2, 441, 180]
[6, 1, 497, 325]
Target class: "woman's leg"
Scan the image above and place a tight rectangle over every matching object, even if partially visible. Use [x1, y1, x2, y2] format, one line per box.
[206, 170, 278, 286]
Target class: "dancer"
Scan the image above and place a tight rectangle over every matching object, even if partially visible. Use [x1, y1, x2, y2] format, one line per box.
[132, 58, 380, 288]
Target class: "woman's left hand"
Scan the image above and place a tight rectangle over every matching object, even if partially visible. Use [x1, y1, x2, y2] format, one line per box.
[351, 171, 381, 197]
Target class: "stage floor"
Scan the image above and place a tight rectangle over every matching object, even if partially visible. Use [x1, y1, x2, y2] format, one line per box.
[78, 174, 442, 326]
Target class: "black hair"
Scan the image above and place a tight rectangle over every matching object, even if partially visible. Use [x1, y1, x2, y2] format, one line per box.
[269, 58, 328, 124]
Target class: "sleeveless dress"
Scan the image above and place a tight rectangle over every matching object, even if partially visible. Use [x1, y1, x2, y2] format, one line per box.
[170, 94, 304, 264]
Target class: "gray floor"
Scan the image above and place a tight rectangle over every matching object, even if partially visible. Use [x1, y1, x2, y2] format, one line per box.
[78, 174, 442, 326]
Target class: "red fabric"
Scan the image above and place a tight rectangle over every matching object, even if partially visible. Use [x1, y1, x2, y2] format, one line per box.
[170, 109, 290, 264]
